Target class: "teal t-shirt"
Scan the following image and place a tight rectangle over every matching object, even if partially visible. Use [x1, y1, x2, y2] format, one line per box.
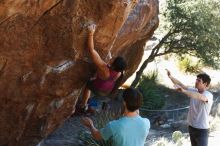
[100, 115, 150, 146]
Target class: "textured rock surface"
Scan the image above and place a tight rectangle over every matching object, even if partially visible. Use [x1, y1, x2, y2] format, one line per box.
[0, 0, 159, 145]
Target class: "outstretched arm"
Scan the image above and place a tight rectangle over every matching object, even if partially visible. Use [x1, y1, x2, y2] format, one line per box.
[166, 69, 188, 90]
[176, 87, 208, 102]
[81, 117, 103, 140]
[87, 24, 109, 79]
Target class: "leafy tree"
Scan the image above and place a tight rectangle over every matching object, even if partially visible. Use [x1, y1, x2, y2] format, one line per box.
[131, 0, 220, 87]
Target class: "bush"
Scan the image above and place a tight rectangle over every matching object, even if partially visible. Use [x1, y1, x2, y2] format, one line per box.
[172, 131, 183, 143]
[157, 142, 166, 146]
[138, 70, 165, 110]
[155, 137, 170, 146]
[178, 56, 201, 73]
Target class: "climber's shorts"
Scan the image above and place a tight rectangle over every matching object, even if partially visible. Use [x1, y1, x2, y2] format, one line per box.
[86, 80, 109, 97]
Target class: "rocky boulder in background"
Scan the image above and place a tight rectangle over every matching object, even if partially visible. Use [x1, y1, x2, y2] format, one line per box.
[0, 0, 159, 145]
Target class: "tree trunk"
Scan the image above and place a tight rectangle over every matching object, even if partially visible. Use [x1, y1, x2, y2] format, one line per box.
[131, 56, 154, 87]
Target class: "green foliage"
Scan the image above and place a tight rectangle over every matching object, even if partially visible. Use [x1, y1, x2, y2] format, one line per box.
[178, 56, 201, 73]
[79, 132, 110, 146]
[156, 137, 169, 146]
[157, 142, 166, 146]
[163, 54, 172, 60]
[172, 131, 183, 143]
[158, 0, 220, 68]
[138, 70, 165, 110]
[78, 111, 120, 146]
[131, 0, 220, 87]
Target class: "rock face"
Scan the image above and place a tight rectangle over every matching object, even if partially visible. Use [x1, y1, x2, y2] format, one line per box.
[0, 0, 159, 145]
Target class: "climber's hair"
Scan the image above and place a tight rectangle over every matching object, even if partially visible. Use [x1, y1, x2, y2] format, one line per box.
[111, 57, 126, 72]
[110, 56, 127, 94]
[122, 87, 143, 112]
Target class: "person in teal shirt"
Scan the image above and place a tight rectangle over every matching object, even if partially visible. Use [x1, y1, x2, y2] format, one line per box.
[82, 87, 150, 146]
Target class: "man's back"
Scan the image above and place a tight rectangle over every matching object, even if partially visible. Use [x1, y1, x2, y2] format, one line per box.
[100, 115, 150, 146]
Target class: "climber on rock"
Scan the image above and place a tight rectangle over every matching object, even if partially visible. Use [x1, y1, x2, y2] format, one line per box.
[77, 24, 127, 113]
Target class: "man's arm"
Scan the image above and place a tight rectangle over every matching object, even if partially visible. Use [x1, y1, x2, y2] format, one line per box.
[166, 69, 188, 90]
[81, 117, 103, 140]
[177, 87, 208, 102]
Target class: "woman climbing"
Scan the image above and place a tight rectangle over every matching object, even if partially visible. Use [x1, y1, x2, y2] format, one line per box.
[78, 24, 127, 113]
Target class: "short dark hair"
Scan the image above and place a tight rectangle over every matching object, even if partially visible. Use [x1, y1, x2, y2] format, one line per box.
[111, 57, 126, 72]
[197, 73, 211, 86]
[122, 88, 143, 112]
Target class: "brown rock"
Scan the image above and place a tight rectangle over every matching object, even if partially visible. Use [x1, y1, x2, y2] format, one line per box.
[0, 0, 159, 145]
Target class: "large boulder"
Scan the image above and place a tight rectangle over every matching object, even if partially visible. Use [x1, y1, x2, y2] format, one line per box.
[0, 0, 159, 145]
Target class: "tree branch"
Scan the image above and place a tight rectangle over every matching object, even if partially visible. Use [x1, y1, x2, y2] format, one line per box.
[131, 31, 173, 87]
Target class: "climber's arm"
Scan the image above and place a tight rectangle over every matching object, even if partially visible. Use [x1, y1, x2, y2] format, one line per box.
[87, 24, 109, 79]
